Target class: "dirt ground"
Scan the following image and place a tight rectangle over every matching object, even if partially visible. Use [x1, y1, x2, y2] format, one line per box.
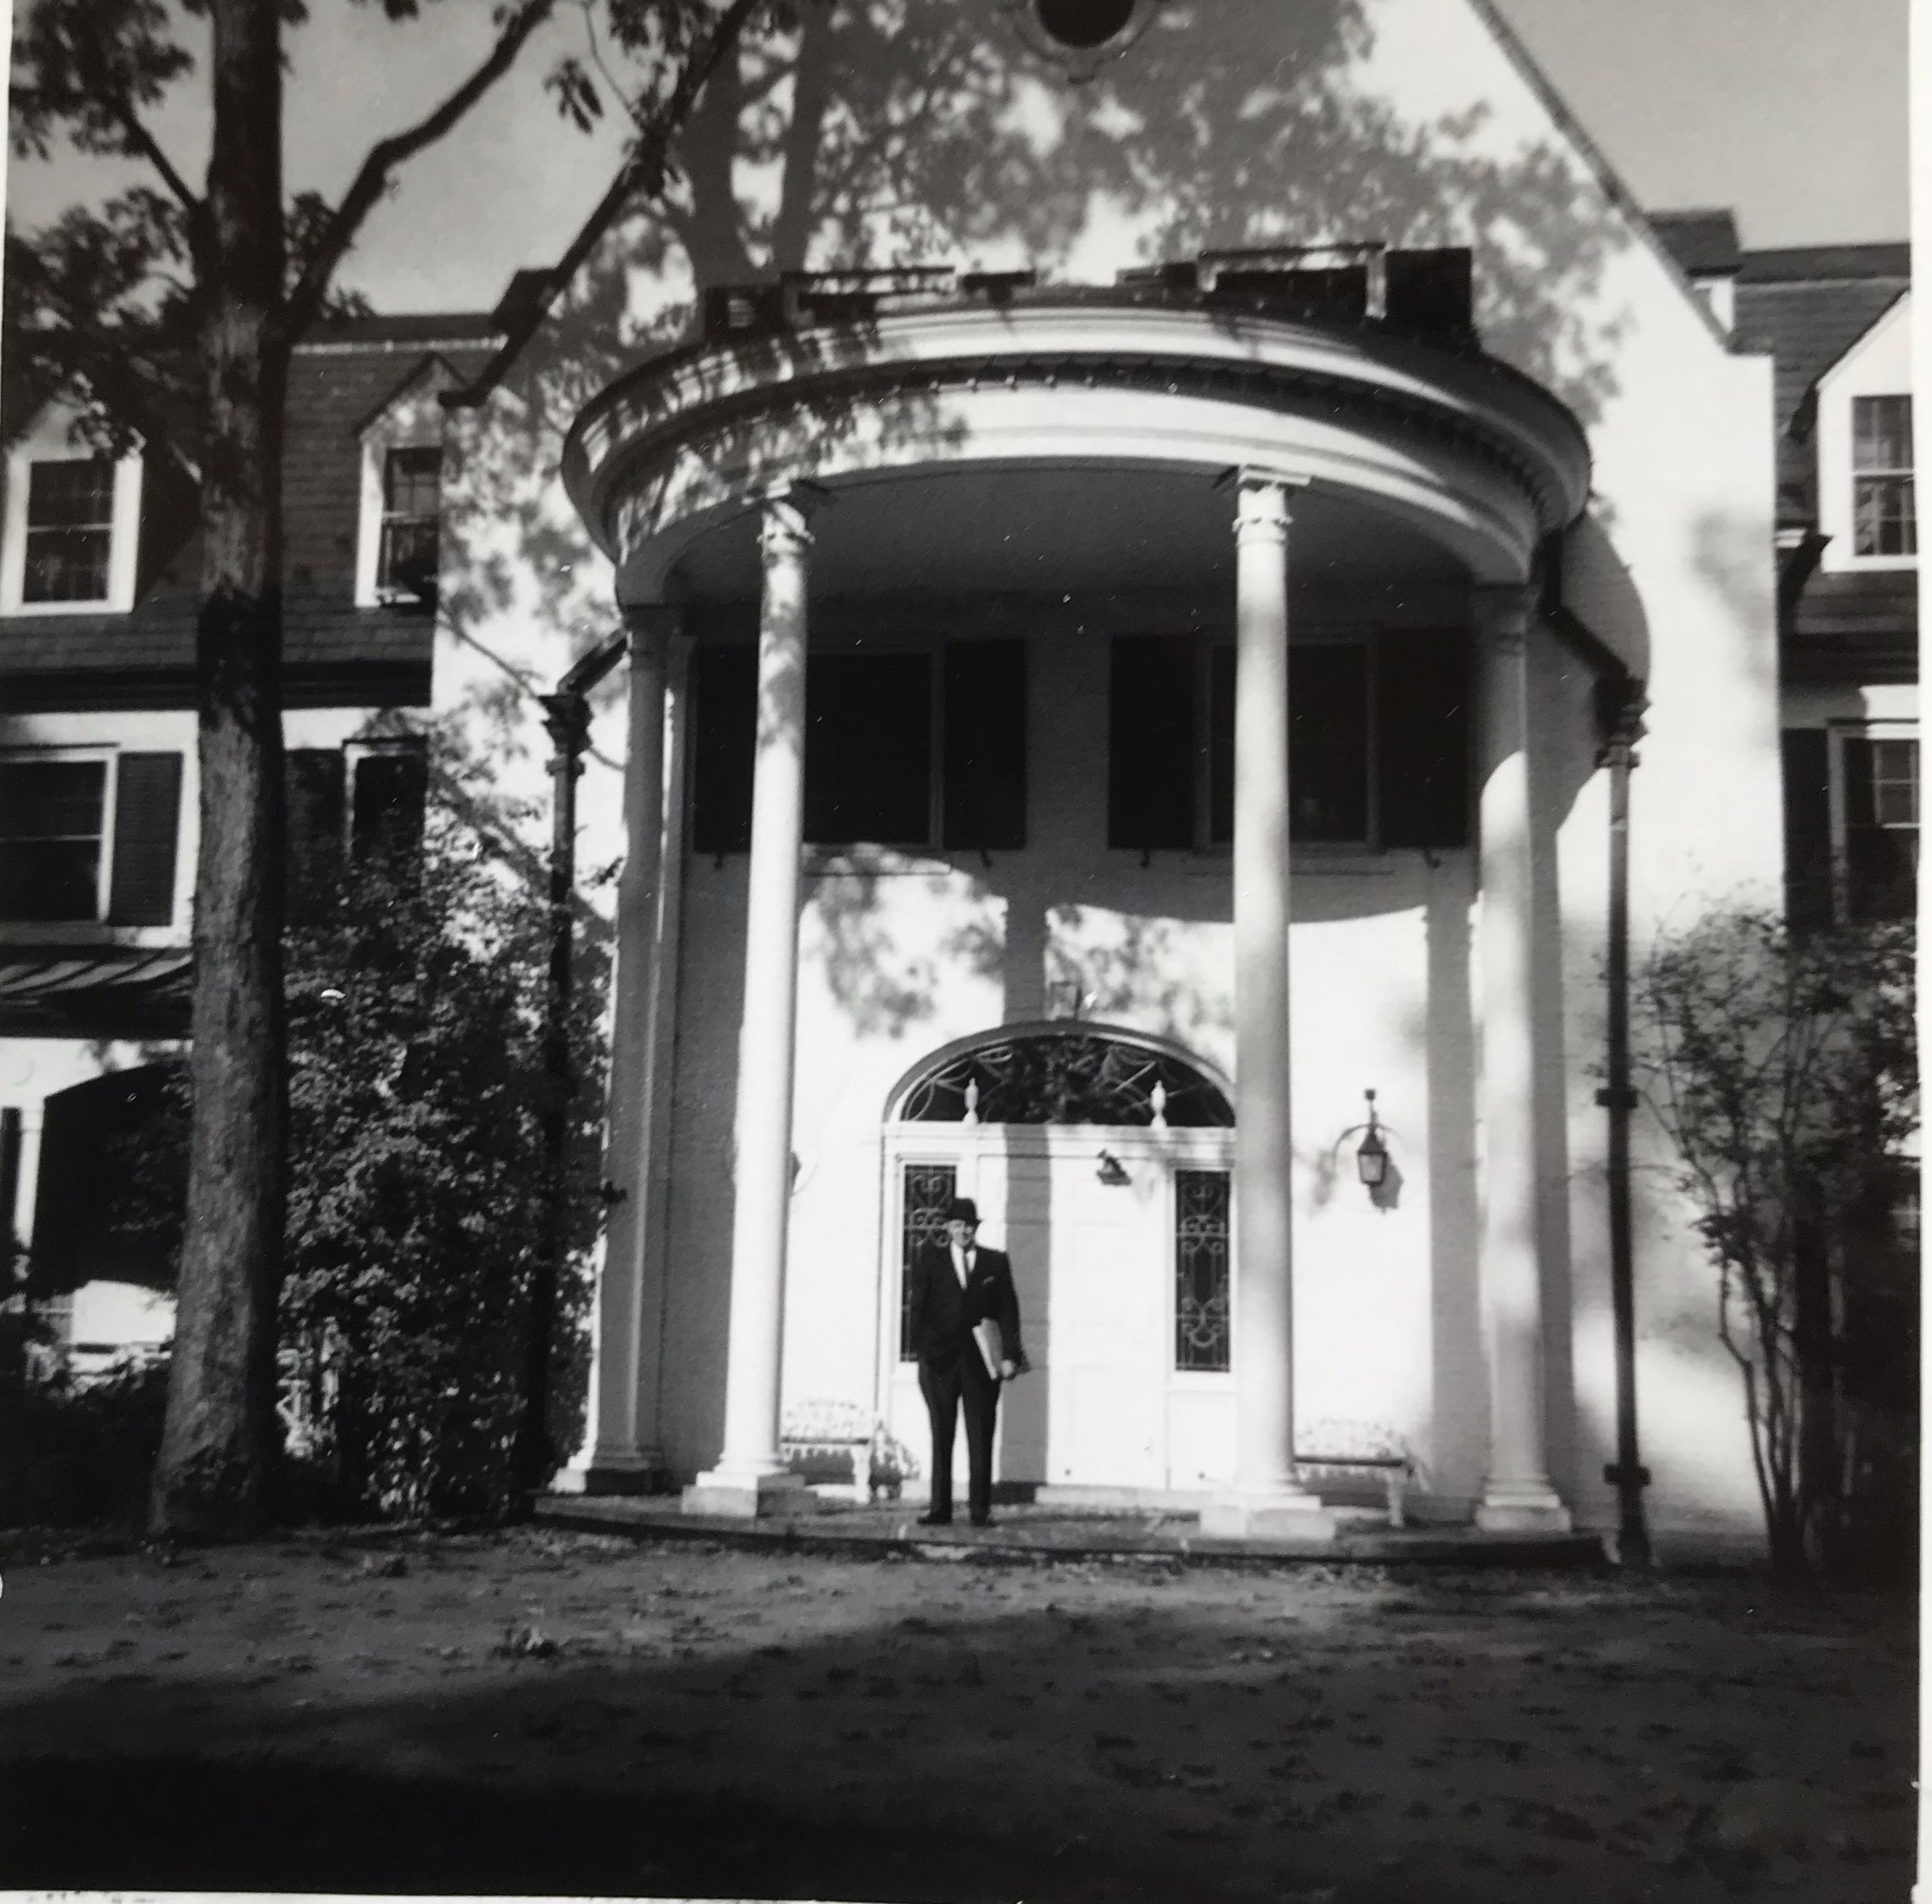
[0, 1526, 1915, 1902]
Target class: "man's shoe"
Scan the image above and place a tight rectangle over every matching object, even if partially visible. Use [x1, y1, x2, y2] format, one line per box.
[969, 1512, 992, 1527]
[916, 1511, 952, 1526]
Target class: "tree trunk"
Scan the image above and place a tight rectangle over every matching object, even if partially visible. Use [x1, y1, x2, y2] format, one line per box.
[149, 0, 289, 1538]
[1792, 1188, 1840, 1570]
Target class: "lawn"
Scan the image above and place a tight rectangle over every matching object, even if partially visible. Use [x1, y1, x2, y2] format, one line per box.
[0, 1527, 1915, 1901]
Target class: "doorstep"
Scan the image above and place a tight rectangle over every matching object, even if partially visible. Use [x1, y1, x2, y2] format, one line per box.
[535, 1493, 1608, 1569]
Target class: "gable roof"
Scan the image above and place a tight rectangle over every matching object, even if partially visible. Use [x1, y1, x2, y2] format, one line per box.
[1734, 241, 1910, 430]
[1648, 209, 1742, 278]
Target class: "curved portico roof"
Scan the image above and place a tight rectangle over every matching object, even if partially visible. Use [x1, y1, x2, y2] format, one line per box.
[563, 280, 1593, 594]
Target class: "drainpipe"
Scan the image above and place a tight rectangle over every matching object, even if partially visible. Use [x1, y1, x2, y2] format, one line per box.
[513, 629, 630, 1500]
[1595, 675, 1651, 1565]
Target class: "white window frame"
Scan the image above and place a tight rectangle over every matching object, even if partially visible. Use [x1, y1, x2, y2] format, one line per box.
[0, 744, 120, 924]
[1825, 718, 1919, 923]
[353, 367, 454, 609]
[1, 434, 144, 617]
[1815, 293, 1915, 574]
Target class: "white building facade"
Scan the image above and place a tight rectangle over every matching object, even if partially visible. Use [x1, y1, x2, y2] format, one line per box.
[428, 0, 1786, 1542]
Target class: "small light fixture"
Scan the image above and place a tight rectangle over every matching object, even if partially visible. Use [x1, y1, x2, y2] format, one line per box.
[1096, 1149, 1131, 1186]
[1354, 1090, 1389, 1191]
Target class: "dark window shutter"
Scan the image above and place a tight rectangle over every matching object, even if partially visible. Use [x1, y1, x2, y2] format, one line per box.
[691, 646, 757, 855]
[1781, 729, 1833, 929]
[1109, 636, 1195, 849]
[107, 752, 183, 925]
[804, 651, 932, 846]
[286, 749, 346, 923]
[1377, 631, 1471, 849]
[1208, 645, 1235, 845]
[351, 744, 428, 868]
[943, 640, 1027, 851]
[1290, 645, 1372, 841]
[31, 1064, 187, 1293]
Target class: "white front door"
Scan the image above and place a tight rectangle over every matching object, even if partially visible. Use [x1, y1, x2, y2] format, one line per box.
[878, 1127, 1236, 1498]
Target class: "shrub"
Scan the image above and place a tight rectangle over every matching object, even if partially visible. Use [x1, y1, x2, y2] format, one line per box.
[0, 1354, 171, 1529]
[102, 746, 610, 1524]
[1633, 907, 1916, 1577]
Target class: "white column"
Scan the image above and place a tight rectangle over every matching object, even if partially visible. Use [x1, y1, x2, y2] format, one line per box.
[684, 489, 819, 1518]
[1202, 472, 1334, 1544]
[558, 605, 680, 1496]
[1473, 583, 1572, 1532]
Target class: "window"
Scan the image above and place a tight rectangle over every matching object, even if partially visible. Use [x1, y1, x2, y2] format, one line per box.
[0, 758, 106, 919]
[691, 640, 1027, 855]
[23, 459, 116, 604]
[1852, 395, 1915, 558]
[1174, 1169, 1232, 1372]
[1781, 726, 1918, 926]
[1107, 631, 1469, 852]
[0, 752, 182, 925]
[1843, 735, 1918, 921]
[899, 1161, 958, 1360]
[285, 741, 430, 921]
[377, 446, 441, 603]
[1035, 0, 1135, 47]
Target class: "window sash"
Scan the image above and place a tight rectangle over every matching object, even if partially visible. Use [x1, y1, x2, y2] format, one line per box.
[21, 459, 117, 605]
[1853, 395, 1913, 474]
[26, 459, 114, 530]
[1113, 636, 1378, 850]
[0, 757, 109, 921]
[1851, 397, 1917, 558]
[1854, 474, 1918, 557]
[1839, 732, 1918, 923]
[377, 448, 441, 598]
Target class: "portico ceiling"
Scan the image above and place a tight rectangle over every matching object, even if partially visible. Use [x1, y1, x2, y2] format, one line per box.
[664, 461, 1465, 603]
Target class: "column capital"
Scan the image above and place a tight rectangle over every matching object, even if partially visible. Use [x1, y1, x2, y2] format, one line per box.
[1227, 468, 1304, 544]
[759, 481, 829, 559]
[1471, 582, 1537, 652]
[620, 601, 685, 660]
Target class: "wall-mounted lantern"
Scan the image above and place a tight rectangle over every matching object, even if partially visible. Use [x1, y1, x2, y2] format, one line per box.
[1354, 1091, 1389, 1191]
[1096, 1149, 1131, 1186]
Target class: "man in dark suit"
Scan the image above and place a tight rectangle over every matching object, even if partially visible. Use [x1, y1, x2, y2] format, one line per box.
[906, 1196, 1027, 1527]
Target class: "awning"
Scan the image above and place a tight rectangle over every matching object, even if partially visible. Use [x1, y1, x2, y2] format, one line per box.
[0, 948, 193, 1038]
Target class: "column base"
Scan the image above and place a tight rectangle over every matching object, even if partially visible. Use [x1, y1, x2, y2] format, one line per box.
[551, 1449, 669, 1497]
[1199, 1486, 1338, 1544]
[682, 1463, 819, 1520]
[1474, 1478, 1573, 1533]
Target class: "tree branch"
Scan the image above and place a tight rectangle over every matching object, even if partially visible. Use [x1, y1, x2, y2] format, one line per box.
[109, 94, 204, 229]
[448, 0, 768, 404]
[58, 10, 207, 238]
[284, 0, 560, 338]
[4, 243, 203, 487]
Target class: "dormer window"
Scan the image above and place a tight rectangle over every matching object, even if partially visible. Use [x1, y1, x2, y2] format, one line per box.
[23, 458, 116, 603]
[1, 428, 145, 616]
[377, 446, 441, 604]
[1852, 395, 1915, 558]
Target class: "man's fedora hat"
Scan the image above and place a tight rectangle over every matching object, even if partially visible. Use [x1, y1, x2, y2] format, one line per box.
[945, 1197, 980, 1226]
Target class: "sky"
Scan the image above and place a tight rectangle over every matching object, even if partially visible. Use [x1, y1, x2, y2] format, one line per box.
[3, 0, 1912, 315]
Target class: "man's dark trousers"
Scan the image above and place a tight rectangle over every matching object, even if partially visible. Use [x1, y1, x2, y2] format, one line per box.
[918, 1345, 999, 1524]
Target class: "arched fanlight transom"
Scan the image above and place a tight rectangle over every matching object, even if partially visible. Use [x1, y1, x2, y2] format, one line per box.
[896, 1027, 1232, 1127]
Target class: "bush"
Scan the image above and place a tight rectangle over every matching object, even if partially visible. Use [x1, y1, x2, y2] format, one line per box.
[1634, 907, 1916, 1578]
[0, 1355, 171, 1529]
[103, 744, 610, 1525]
